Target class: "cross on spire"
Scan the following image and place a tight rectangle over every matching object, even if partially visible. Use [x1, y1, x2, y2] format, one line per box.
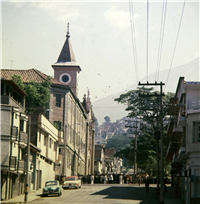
[66, 22, 70, 37]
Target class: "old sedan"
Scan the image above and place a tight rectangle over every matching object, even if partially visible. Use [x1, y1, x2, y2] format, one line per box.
[43, 180, 62, 196]
[63, 176, 81, 189]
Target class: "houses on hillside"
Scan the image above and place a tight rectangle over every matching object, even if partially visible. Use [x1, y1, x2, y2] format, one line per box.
[166, 77, 200, 204]
[1, 26, 95, 201]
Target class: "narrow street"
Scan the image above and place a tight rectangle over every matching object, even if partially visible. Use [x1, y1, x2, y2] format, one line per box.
[29, 184, 168, 204]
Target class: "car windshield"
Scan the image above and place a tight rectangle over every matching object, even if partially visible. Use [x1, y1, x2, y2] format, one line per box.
[66, 178, 76, 181]
[45, 181, 58, 186]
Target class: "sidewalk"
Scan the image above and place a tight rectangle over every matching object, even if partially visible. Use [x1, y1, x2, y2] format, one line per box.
[164, 186, 184, 204]
[1, 188, 43, 204]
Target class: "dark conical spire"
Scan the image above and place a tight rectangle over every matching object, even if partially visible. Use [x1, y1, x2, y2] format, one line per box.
[56, 23, 76, 63]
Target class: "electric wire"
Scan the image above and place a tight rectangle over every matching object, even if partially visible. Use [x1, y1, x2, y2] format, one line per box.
[155, 0, 168, 82]
[129, 0, 139, 83]
[146, 0, 149, 82]
[165, 0, 186, 91]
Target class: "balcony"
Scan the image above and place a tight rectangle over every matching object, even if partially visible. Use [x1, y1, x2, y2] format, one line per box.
[177, 116, 186, 127]
[167, 117, 177, 139]
[17, 160, 25, 172]
[171, 127, 183, 142]
[9, 156, 17, 171]
[166, 140, 179, 161]
[11, 126, 18, 141]
[19, 132, 27, 148]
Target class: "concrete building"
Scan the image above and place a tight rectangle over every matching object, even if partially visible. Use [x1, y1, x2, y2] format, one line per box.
[29, 114, 60, 190]
[94, 144, 106, 174]
[1, 79, 28, 200]
[166, 77, 200, 204]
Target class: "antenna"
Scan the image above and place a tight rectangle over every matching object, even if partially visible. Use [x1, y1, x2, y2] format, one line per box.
[9, 60, 15, 68]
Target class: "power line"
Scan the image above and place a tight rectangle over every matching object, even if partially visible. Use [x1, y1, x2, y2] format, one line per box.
[155, 0, 168, 82]
[146, 0, 149, 82]
[129, 0, 139, 83]
[165, 0, 186, 91]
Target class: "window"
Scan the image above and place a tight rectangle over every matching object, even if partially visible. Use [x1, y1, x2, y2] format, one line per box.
[193, 122, 200, 143]
[59, 148, 62, 155]
[20, 120, 24, 132]
[44, 136, 46, 145]
[50, 138, 52, 148]
[39, 132, 41, 142]
[54, 121, 61, 130]
[1, 83, 4, 95]
[56, 94, 61, 107]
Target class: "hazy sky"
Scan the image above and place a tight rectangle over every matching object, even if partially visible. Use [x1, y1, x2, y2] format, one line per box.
[2, 0, 199, 102]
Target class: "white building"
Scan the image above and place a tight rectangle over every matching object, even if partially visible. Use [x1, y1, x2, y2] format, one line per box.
[166, 77, 200, 204]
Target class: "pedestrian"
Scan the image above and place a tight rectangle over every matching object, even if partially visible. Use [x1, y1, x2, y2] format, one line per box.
[138, 174, 141, 186]
[119, 174, 123, 184]
[103, 174, 107, 184]
[144, 177, 150, 193]
[91, 174, 94, 184]
[109, 174, 113, 183]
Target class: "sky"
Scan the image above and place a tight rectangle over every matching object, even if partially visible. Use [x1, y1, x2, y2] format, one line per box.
[1, 0, 199, 103]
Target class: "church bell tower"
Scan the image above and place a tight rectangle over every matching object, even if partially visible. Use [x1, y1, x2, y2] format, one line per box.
[52, 23, 81, 96]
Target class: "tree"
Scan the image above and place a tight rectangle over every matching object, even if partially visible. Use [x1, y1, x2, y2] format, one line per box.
[114, 86, 174, 175]
[12, 74, 51, 114]
[104, 116, 111, 123]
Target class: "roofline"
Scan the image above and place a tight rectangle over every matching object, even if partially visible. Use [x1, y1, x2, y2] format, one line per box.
[175, 77, 185, 97]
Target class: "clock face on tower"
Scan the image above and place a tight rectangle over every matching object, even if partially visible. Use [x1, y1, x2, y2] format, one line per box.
[59, 73, 71, 84]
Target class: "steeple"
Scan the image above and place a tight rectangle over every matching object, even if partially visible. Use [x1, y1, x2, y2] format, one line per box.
[56, 23, 77, 64]
[52, 23, 81, 97]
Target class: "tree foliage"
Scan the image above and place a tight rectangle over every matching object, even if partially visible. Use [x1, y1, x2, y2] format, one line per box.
[104, 116, 111, 123]
[114, 86, 175, 175]
[12, 74, 51, 113]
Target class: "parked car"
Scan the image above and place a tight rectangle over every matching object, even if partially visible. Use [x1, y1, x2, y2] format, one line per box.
[63, 176, 81, 189]
[43, 180, 62, 196]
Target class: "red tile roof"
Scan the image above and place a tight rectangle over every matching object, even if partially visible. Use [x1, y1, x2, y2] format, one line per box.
[0, 68, 68, 86]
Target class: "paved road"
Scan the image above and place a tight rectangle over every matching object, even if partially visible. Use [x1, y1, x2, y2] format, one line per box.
[31, 184, 161, 204]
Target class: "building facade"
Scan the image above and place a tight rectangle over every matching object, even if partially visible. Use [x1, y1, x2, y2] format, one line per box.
[1, 79, 28, 200]
[166, 77, 200, 204]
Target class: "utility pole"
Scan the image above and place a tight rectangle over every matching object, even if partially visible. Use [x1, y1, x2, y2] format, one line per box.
[125, 118, 140, 181]
[138, 81, 165, 204]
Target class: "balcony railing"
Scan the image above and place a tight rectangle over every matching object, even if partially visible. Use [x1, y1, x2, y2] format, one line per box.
[19, 132, 27, 144]
[188, 98, 200, 110]
[9, 156, 17, 170]
[18, 160, 25, 171]
[11, 126, 18, 141]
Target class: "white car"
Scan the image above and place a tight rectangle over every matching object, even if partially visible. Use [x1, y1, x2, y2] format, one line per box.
[63, 176, 81, 189]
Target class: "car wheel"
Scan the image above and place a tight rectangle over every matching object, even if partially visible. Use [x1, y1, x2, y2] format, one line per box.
[58, 193, 60, 196]
[79, 186, 81, 188]
[76, 186, 79, 189]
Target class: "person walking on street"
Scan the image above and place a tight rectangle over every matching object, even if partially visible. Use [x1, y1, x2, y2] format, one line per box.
[144, 177, 150, 193]
[138, 174, 141, 186]
[103, 174, 107, 184]
[91, 174, 94, 184]
[119, 174, 123, 184]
